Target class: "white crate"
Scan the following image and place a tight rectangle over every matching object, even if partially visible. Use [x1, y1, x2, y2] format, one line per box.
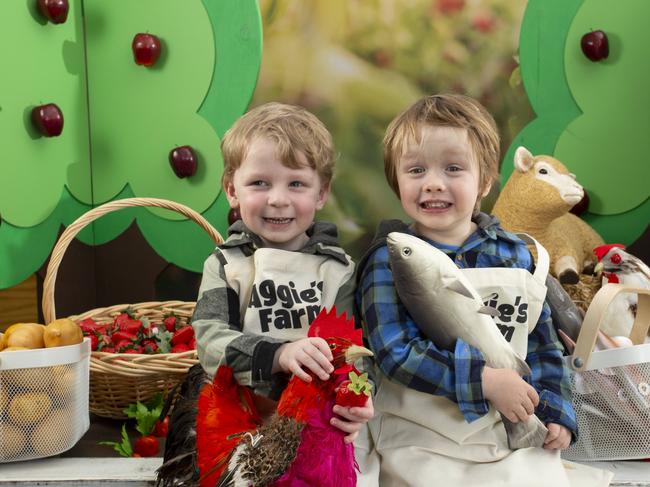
[0, 338, 90, 463]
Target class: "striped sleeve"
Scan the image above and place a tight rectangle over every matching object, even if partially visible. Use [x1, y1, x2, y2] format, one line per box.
[191, 252, 287, 398]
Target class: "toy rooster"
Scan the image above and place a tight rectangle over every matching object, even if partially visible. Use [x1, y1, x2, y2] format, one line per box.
[156, 308, 372, 487]
[594, 244, 650, 338]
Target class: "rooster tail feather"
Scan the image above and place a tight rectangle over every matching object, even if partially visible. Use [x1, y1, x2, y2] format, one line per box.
[197, 366, 262, 487]
[155, 364, 210, 487]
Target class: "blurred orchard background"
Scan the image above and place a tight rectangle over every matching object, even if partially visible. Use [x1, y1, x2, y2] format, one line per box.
[251, 0, 530, 258]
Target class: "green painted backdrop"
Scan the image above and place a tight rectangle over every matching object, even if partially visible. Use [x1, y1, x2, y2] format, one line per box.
[0, 0, 262, 289]
[505, 0, 649, 245]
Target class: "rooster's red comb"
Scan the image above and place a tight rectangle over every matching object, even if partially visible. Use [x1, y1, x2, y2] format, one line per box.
[307, 306, 362, 345]
[593, 243, 626, 262]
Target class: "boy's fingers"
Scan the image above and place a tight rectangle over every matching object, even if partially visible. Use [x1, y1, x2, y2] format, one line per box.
[304, 345, 334, 373]
[290, 363, 312, 382]
[297, 354, 329, 381]
[330, 416, 361, 434]
[527, 387, 540, 406]
[310, 338, 334, 361]
[344, 431, 359, 444]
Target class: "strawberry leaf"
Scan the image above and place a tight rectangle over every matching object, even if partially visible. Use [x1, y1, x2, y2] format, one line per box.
[99, 424, 133, 457]
[155, 329, 173, 353]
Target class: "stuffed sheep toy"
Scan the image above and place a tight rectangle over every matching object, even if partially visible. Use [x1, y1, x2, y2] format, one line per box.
[493, 147, 604, 284]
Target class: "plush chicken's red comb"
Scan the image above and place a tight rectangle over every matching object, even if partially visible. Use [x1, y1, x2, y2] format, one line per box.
[307, 306, 362, 345]
[593, 243, 626, 262]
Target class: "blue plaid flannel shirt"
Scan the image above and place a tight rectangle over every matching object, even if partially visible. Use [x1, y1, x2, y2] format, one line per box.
[356, 214, 577, 436]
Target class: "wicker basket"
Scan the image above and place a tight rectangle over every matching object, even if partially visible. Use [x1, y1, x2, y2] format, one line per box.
[41, 198, 223, 419]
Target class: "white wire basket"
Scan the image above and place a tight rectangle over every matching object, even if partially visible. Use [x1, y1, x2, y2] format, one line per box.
[562, 284, 650, 461]
[0, 338, 91, 463]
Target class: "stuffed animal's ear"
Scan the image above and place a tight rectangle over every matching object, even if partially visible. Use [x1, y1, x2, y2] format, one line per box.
[514, 146, 535, 173]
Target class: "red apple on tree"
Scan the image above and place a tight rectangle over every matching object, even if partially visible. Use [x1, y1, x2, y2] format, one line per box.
[132, 33, 162, 67]
[228, 208, 241, 226]
[31, 103, 64, 137]
[169, 146, 198, 178]
[581, 30, 609, 62]
[38, 0, 69, 24]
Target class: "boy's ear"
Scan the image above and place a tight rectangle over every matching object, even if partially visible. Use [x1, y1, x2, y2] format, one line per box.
[316, 182, 331, 210]
[224, 179, 239, 208]
[481, 181, 493, 198]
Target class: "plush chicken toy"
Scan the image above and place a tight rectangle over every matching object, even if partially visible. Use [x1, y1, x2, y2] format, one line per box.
[594, 244, 650, 338]
[195, 307, 372, 487]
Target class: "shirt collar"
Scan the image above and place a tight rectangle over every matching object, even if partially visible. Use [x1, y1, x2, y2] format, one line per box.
[220, 220, 349, 265]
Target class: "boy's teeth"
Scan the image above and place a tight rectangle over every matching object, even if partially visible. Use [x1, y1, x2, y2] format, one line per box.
[422, 201, 450, 208]
[265, 217, 291, 223]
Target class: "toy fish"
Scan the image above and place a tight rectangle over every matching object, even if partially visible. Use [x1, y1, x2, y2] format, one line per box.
[386, 232, 548, 450]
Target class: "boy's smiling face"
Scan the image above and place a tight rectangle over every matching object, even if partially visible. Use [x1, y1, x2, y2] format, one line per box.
[224, 137, 330, 251]
[396, 125, 490, 246]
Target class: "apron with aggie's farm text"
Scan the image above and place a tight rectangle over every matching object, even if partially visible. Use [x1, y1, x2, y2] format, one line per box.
[367, 235, 612, 487]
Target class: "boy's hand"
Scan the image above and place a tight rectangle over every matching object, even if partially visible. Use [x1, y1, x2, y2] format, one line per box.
[482, 366, 539, 423]
[544, 423, 571, 450]
[331, 396, 375, 443]
[273, 337, 334, 382]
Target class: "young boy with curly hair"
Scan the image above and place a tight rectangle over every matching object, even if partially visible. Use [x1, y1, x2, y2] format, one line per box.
[193, 102, 373, 439]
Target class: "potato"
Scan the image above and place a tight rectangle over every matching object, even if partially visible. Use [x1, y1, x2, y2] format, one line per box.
[2, 324, 45, 348]
[52, 365, 78, 397]
[44, 319, 83, 348]
[0, 422, 27, 459]
[8, 392, 51, 425]
[4, 366, 54, 392]
[0, 386, 10, 411]
[30, 409, 74, 457]
[5, 326, 45, 349]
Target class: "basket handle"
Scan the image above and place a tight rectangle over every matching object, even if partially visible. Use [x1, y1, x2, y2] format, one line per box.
[42, 197, 224, 323]
[570, 284, 650, 371]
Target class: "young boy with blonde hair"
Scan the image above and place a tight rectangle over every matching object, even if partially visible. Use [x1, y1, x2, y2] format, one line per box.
[193, 101, 373, 444]
[355, 94, 612, 486]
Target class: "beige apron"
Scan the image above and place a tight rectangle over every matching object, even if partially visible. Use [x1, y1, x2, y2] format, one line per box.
[361, 236, 612, 486]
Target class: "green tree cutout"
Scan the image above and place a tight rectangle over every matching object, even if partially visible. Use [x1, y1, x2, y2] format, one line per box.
[506, 0, 649, 245]
[0, 0, 262, 288]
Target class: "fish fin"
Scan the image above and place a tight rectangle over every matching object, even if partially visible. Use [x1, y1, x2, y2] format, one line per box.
[478, 306, 500, 317]
[442, 277, 475, 300]
[514, 355, 532, 377]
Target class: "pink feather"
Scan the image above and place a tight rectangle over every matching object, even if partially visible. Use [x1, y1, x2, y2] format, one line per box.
[272, 397, 358, 487]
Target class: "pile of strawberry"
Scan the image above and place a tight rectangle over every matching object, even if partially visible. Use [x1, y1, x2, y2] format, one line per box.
[78, 309, 195, 354]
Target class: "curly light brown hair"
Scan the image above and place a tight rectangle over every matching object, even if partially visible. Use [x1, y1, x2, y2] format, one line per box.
[221, 102, 335, 187]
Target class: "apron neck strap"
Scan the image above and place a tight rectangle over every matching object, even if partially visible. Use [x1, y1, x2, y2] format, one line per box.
[516, 233, 549, 282]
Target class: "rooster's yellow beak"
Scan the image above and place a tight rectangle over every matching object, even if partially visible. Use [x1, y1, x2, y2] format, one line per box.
[345, 345, 373, 364]
[594, 262, 604, 274]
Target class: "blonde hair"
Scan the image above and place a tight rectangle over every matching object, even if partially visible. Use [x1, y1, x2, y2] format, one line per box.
[221, 102, 335, 186]
[383, 94, 500, 199]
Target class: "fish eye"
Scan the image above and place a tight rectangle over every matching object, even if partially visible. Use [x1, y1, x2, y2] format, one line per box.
[329, 343, 336, 350]
[401, 247, 412, 257]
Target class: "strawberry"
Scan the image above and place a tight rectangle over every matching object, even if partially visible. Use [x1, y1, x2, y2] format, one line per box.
[188, 338, 197, 350]
[113, 312, 132, 331]
[101, 346, 116, 353]
[112, 331, 137, 344]
[163, 315, 179, 332]
[171, 342, 190, 353]
[123, 345, 144, 354]
[89, 334, 99, 351]
[170, 326, 194, 346]
[142, 339, 158, 354]
[133, 435, 159, 457]
[335, 371, 372, 408]
[153, 416, 169, 437]
[123, 319, 143, 336]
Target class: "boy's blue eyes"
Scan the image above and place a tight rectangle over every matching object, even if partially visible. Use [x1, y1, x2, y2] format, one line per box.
[407, 165, 464, 174]
[249, 180, 305, 187]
